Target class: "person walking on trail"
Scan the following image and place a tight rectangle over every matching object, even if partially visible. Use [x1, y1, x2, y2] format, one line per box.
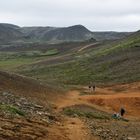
[120, 108, 125, 117]
[89, 83, 96, 92]
[92, 85, 95, 92]
[89, 82, 92, 91]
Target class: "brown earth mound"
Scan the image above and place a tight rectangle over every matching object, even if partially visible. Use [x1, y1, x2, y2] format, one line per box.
[0, 71, 63, 105]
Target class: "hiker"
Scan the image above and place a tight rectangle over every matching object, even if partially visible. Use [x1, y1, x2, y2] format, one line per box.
[92, 85, 95, 92]
[120, 108, 125, 117]
[89, 85, 92, 93]
[89, 82, 92, 91]
[88, 83, 96, 92]
[88, 85, 91, 89]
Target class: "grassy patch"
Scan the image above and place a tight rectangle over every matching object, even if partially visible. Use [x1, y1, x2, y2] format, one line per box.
[63, 108, 110, 120]
[0, 49, 59, 59]
[0, 104, 25, 116]
[0, 49, 59, 70]
[94, 37, 140, 57]
[43, 49, 59, 56]
[0, 58, 35, 70]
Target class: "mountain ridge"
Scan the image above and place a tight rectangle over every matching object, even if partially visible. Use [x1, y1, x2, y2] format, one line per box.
[0, 23, 133, 43]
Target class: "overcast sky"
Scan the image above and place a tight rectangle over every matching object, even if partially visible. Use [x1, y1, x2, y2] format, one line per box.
[0, 0, 140, 31]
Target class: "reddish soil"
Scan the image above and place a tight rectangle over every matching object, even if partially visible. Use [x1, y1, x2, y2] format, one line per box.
[54, 83, 140, 119]
[0, 71, 140, 139]
[52, 82, 140, 139]
[80, 83, 140, 119]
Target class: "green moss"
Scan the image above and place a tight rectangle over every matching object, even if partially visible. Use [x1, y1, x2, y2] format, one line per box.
[0, 49, 59, 70]
[0, 104, 25, 116]
[63, 108, 110, 120]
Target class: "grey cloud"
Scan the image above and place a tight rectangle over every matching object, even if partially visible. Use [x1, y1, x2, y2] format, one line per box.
[0, 0, 140, 31]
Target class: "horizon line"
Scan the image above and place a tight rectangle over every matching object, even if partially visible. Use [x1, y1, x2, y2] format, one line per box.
[0, 22, 138, 32]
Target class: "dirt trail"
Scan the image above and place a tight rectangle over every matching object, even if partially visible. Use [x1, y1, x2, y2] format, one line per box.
[78, 43, 99, 52]
[48, 116, 96, 140]
[55, 90, 82, 110]
[64, 117, 93, 140]
[48, 90, 97, 140]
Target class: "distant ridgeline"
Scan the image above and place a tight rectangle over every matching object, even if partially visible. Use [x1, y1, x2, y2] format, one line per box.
[0, 23, 132, 44]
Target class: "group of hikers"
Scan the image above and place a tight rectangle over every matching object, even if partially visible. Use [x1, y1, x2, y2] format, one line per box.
[88, 82, 126, 119]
